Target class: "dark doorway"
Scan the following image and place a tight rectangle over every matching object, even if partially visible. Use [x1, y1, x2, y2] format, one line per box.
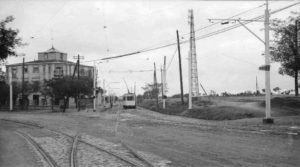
[33, 95, 39, 106]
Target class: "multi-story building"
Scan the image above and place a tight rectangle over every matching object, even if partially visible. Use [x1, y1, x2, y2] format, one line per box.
[6, 46, 94, 106]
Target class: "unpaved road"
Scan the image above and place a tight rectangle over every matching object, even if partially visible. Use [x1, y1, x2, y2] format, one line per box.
[0, 104, 299, 167]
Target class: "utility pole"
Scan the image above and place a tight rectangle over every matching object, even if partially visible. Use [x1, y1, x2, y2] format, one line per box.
[161, 66, 165, 109]
[103, 79, 106, 106]
[263, 0, 273, 124]
[73, 54, 84, 111]
[154, 63, 159, 111]
[176, 30, 184, 105]
[93, 63, 96, 112]
[161, 67, 164, 99]
[188, 9, 200, 109]
[256, 76, 259, 95]
[162, 56, 166, 109]
[77, 54, 80, 111]
[208, 1, 274, 123]
[134, 82, 136, 94]
[188, 50, 192, 109]
[62, 60, 78, 112]
[22, 57, 25, 109]
[9, 67, 13, 111]
[295, 19, 300, 96]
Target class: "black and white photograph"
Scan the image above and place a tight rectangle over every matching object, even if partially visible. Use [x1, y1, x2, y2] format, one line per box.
[0, 0, 299, 166]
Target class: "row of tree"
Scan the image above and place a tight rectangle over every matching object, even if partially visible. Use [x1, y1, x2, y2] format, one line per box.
[0, 76, 98, 108]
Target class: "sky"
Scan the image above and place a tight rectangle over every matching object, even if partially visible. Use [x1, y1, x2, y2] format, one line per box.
[0, 0, 299, 96]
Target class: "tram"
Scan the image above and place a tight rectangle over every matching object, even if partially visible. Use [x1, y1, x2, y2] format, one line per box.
[122, 93, 136, 109]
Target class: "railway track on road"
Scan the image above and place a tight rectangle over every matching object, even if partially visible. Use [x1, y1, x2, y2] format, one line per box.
[70, 135, 79, 167]
[51, 129, 150, 167]
[3, 118, 155, 167]
[16, 131, 59, 167]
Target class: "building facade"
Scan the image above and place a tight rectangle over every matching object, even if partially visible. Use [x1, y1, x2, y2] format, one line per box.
[6, 46, 94, 106]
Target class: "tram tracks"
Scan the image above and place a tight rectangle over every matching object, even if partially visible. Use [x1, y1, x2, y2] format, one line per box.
[70, 135, 79, 167]
[3, 118, 155, 167]
[16, 131, 59, 167]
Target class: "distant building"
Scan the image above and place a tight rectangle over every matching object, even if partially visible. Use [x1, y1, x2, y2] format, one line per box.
[6, 46, 94, 106]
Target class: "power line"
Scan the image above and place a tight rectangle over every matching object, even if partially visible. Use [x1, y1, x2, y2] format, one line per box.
[83, 2, 299, 62]
[195, 1, 299, 41]
[182, 3, 266, 37]
[103, 69, 153, 73]
[136, 2, 266, 51]
[31, 1, 68, 39]
[83, 3, 265, 63]
[167, 47, 178, 70]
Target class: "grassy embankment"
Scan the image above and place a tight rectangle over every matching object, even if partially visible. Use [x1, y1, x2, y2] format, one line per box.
[138, 96, 300, 120]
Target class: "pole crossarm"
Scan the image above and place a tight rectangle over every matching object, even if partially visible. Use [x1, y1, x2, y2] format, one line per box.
[238, 20, 265, 45]
[208, 18, 265, 22]
[208, 18, 265, 44]
[73, 56, 84, 59]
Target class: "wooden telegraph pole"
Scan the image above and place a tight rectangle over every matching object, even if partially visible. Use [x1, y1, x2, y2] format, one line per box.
[73, 54, 84, 111]
[162, 56, 166, 109]
[154, 63, 158, 111]
[22, 57, 25, 109]
[176, 30, 184, 105]
[295, 19, 299, 96]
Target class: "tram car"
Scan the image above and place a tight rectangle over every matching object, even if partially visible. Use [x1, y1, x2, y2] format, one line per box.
[122, 93, 136, 109]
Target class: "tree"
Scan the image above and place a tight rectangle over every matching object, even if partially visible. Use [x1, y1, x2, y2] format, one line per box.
[270, 13, 300, 96]
[0, 82, 20, 107]
[46, 76, 93, 99]
[0, 82, 9, 106]
[141, 83, 162, 99]
[273, 87, 281, 93]
[46, 76, 93, 112]
[0, 16, 25, 62]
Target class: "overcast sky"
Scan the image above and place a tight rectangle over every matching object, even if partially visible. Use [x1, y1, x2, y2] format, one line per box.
[0, 0, 299, 96]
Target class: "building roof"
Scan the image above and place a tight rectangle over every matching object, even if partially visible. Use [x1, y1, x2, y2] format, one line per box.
[48, 46, 59, 52]
[6, 60, 93, 68]
[39, 46, 65, 54]
[6, 46, 92, 68]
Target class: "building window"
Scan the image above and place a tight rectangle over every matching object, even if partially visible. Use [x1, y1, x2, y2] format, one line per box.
[45, 54, 48, 60]
[33, 66, 39, 73]
[60, 53, 63, 60]
[32, 81, 40, 92]
[12, 68, 17, 78]
[54, 66, 63, 78]
[80, 69, 85, 76]
[48, 65, 51, 74]
[88, 69, 92, 77]
[24, 67, 28, 73]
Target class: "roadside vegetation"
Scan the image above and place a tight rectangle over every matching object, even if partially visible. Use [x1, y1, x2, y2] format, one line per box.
[138, 96, 300, 121]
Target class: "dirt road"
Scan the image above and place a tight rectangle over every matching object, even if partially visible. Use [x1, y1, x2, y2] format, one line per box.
[0, 105, 299, 167]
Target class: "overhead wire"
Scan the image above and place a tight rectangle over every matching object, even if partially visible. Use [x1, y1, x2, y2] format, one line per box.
[167, 47, 178, 70]
[102, 0, 110, 55]
[84, 3, 264, 63]
[130, 2, 266, 52]
[83, 1, 299, 63]
[102, 69, 154, 73]
[181, 3, 266, 37]
[30, 1, 68, 39]
[195, 1, 299, 41]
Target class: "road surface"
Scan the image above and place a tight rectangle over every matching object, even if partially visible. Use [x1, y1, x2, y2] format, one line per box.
[0, 104, 299, 167]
